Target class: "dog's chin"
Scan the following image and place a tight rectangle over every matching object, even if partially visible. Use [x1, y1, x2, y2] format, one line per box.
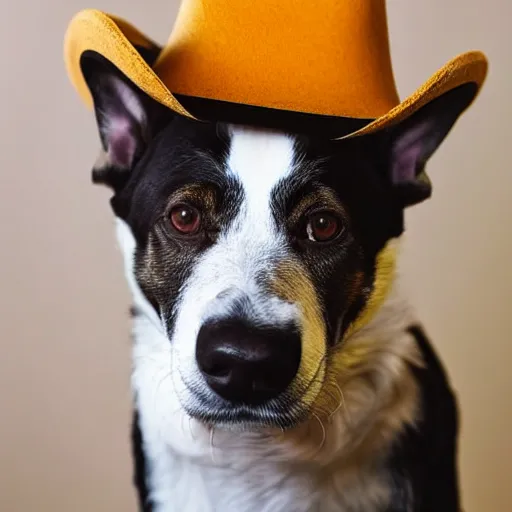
[184, 403, 309, 433]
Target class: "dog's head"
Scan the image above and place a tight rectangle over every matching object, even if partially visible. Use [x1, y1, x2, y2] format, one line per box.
[82, 53, 476, 432]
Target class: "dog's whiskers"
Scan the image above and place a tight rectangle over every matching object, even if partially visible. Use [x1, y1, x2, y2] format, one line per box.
[181, 410, 187, 437]
[337, 383, 354, 430]
[132, 354, 167, 364]
[312, 412, 326, 456]
[272, 423, 286, 442]
[153, 370, 172, 431]
[329, 381, 348, 424]
[189, 416, 197, 441]
[209, 426, 217, 464]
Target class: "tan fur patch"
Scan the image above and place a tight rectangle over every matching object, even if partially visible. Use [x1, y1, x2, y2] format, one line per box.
[270, 259, 327, 407]
[343, 239, 398, 340]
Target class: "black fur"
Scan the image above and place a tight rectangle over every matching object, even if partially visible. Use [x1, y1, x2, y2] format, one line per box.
[385, 325, 460, 512]
[131, 410, 152, 511]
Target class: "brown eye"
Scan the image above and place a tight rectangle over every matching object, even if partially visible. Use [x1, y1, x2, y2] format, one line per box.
[306, 211, 342, 242]
[169, 204, 201, 235]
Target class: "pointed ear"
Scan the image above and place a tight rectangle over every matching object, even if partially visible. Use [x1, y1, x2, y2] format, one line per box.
[384, 82, 479, 207]
[80, 51, 172, 191]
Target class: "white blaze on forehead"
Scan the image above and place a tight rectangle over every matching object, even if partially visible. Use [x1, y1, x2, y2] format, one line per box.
[227, 125, 296, 236]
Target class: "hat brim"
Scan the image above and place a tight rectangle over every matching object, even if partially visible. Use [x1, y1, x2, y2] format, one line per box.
[64, 9, 488, 139]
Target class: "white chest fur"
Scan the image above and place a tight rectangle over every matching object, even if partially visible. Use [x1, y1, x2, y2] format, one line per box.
[138, 446, 389, 512]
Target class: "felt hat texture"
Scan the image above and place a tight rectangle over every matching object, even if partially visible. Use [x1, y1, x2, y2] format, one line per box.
[64, 0, 488, 139]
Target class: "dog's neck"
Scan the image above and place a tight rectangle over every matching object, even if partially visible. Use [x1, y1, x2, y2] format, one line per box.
[125, 222, 422, 511]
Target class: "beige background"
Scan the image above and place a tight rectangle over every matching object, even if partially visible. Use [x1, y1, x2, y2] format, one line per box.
[0, 1, 510, 510]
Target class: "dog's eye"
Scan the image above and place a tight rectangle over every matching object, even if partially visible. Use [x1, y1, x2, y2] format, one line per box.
[169, 204, 201, 235]
[306, 211, 343, 242]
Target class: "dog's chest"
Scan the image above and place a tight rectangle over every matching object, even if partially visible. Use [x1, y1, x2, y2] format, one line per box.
[142, 438, 390, 512]
[151, 456, 317, 512]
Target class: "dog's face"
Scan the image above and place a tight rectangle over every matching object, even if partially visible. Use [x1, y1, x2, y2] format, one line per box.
[82, 54, 476, 431]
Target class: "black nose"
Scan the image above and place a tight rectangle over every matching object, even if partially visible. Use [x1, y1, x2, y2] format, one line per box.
[195, 319, 301, 405]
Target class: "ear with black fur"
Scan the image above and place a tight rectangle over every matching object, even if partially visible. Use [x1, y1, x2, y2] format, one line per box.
[80, 51, 171, 191]
[384, 82, 479, 207]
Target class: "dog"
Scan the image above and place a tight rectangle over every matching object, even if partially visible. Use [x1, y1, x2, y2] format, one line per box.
[80, 47, 476, 511]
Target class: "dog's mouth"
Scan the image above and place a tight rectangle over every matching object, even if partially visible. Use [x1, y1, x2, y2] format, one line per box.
[184, 400, 310, 431]
[181, 363, 325, 431]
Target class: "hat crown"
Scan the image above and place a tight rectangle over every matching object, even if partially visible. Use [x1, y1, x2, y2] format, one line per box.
[154, 0, 400, 118]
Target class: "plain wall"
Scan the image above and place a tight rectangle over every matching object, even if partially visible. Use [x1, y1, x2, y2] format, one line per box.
[0, 1, 510, 510]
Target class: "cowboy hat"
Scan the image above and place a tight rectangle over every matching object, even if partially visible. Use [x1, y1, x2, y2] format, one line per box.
[63, 0, 488, 139]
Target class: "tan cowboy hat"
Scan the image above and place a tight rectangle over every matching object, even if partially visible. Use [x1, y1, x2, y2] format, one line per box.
[63, 0, 488, 139]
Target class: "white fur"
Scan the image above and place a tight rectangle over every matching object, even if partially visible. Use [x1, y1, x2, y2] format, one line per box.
[115, 128, 422, 511]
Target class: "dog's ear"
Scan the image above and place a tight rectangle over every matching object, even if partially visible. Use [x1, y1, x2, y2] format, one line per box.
[80, 52, 172, 191]
[382, 82, 479, 207]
